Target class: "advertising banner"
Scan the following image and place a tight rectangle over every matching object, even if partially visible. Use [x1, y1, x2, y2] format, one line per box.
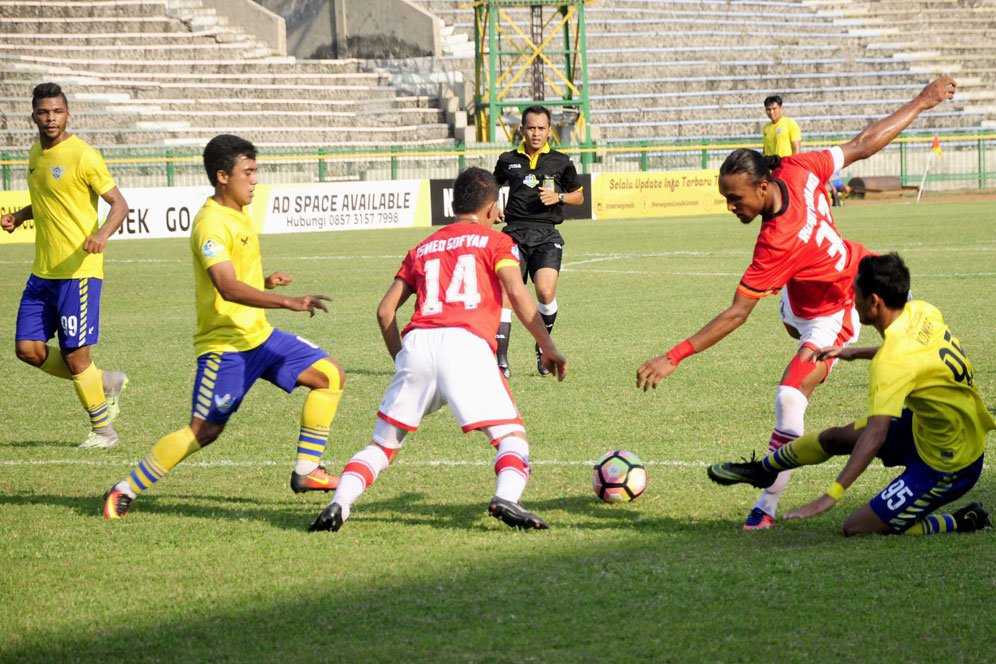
[0, 180, 432, 244]
[591, 170, 727, 219]
[251, 180, 430, 234]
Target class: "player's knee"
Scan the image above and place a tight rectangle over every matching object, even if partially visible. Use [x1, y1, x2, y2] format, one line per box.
[190, 419, 224, 447]
[372, 418, 407, 449]
[819, 425, 854, 455]
[311, 357, 345, 391]
[15, 342, 45, 367]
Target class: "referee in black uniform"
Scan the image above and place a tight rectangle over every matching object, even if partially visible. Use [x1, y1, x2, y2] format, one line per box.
[493, 105, 584, 377]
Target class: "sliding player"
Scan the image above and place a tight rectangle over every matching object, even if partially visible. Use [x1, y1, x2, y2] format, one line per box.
[637, 76, 957, 530]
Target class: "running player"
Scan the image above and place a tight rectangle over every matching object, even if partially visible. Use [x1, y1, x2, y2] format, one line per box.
[636, 76, 957, 530]
[102, 134, 345, 519]
[2, 82, 130, 449]
[309, 167, 567, 533]
[493, 105, 583, 377]
[708, 253, 993, 536]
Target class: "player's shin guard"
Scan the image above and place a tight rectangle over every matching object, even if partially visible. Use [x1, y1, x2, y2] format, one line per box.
[120, 426, 201, 497]
[753, 385, 808, 516]
[295, 387, 343, 475]
[494, 435, 530, 503]
[496, 308, 512, 366]
[72, 363, 111, 430]
[331, 443, 396, 518]
[39, 346, 73, 379]
[537, 299, 558, 334]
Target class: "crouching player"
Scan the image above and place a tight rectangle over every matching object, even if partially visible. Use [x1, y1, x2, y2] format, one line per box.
[309, 167, 568, 533]
[103, 135, 346, 518]
[709, 254, 994, 535]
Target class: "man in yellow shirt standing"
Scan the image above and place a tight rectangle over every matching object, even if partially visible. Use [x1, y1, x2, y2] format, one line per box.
[709, 253, 993, 535]
[1, 83, 130, 449]
[103, 134, 347, 519]
[762, 95, 801, 157]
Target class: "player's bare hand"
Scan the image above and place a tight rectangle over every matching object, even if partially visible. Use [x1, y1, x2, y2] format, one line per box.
[636, 354, 677, 391]
[814, 345, 844, 362]
[784, 494, 837, 521]
[82, 233, 109, 254]
[1, 213, 18, 233]
[265, 271, 293, 289]
[289, 294, 331, 316]
[538, 188, 560, 206]
[918, 76, 956, 109]
[542, 349, 568, 382]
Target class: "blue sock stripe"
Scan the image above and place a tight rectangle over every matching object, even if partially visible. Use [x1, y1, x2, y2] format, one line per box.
[942, 514, 956, 532]
[296, 447, 325, 459]
[297, 433, 328, 446]
[129, 470, 148, 491]
[144, 455, 167, 477]
[138, 461, 162, 482]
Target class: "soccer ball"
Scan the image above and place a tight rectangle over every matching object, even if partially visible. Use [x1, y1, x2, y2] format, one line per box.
[592, 450, 647, 503]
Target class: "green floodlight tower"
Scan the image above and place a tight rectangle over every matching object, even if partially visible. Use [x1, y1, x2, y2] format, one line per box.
[473, 0, 593, 161]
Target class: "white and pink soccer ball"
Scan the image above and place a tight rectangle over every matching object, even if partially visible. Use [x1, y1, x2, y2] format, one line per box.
[592, 449, 647, 503]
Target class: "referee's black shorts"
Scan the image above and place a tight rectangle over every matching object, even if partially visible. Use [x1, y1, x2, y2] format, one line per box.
[503, 224, 565, 283]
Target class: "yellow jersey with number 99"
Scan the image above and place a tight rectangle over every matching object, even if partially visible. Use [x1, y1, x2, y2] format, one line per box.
[189, 197, 273, 356]
[867, 300, 995, 472]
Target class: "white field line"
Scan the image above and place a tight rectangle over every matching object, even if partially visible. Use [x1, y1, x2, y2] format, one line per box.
[1, 458, 970, 471]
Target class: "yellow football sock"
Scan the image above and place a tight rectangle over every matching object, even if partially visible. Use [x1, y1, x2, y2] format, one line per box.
[905, 514, 957, 535]
[71, 363, 109, 429]
[39, 346, 73, 379]
[296, 388, 343, 471]
[762, 432, 831, 471]
[127, 426, 202, 495]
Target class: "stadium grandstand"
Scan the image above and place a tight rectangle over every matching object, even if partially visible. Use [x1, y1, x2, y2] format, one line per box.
[1, 0, 995, 187]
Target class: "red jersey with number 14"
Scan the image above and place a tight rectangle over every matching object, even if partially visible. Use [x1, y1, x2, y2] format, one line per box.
[397, 222, 520, 351]
[737, 149, 872, 318]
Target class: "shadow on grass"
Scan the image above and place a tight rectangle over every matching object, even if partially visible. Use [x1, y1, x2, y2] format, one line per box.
[0, 440, 79, 448]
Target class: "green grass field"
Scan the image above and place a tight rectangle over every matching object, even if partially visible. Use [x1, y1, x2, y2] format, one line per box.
[1, 199, 994, 662]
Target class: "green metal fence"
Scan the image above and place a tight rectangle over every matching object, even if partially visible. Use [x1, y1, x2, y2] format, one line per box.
[2, 133, 994, 191]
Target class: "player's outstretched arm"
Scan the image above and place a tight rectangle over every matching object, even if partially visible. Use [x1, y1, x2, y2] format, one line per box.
[83, 187, 128, 253]
[499, 266, 567, 381]
[840, 76, 955, 168]
[206, 262, 330, 315]
[784, 415, 890, 521]
[815, 346, 879, 362]
[1, 205, 33, 233]
[636, 292, 758, 391]
[376, 278, 413, 360]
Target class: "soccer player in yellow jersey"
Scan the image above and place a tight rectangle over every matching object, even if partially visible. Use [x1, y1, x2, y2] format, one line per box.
[103, 134, 346, 519]
[1, 83, 130, 449]
[709, 253, 993, 535]
[762, 95, 801, 157]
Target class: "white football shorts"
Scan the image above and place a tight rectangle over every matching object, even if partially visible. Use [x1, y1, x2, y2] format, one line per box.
[375, 327, 524, 440]
[780, 289, 860, 369]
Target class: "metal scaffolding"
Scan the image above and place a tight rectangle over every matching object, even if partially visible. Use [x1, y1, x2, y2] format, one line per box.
[473, 0, 592, 157]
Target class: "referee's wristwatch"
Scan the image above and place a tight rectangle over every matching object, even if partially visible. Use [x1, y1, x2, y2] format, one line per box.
[558, 192, 565, 203]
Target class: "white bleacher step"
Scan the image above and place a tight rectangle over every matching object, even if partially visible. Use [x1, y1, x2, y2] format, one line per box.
[133, 121, 191, 130]
[73, 92, 134, 103]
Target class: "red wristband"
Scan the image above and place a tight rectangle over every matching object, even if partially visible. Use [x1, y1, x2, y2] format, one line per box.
[666, 339, 695, 366]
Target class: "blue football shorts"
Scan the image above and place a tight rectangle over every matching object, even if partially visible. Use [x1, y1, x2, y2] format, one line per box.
[15, 275, 103, 349]
[189, 328, 328, 424]
[870, 409, 984, 533]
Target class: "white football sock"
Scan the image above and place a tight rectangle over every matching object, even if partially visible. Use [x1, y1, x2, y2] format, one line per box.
[494, 436, 530, 502]
[753, 386, 808, 516]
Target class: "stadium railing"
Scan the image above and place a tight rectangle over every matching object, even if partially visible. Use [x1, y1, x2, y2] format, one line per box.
[2, 132, 994, 192]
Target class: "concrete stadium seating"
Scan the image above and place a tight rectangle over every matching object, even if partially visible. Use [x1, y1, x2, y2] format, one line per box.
[410, 0, 996, 143]
[0, 0, 455, 153]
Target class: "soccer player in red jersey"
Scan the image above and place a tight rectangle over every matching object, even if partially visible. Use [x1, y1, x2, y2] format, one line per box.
[636, 76, 957, 530]
[309, 167, 567, 533]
